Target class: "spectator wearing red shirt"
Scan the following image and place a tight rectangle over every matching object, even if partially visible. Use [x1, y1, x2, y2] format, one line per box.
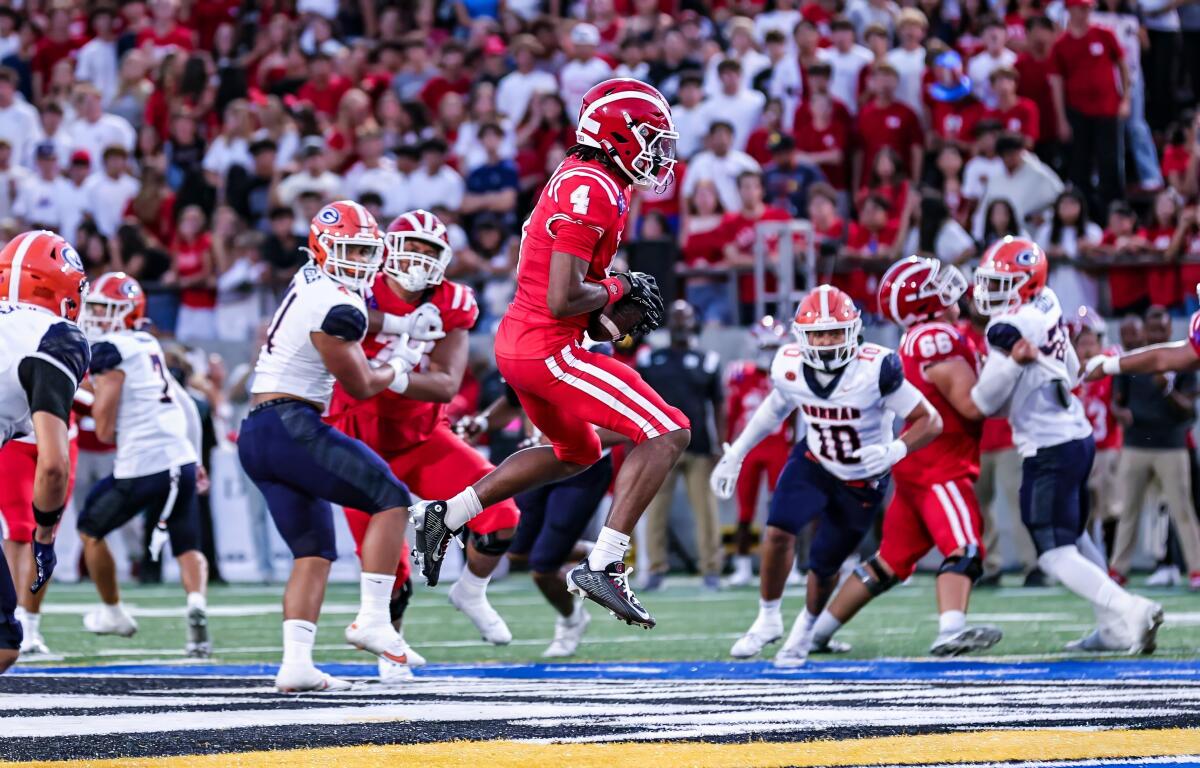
[717, 171, 792, 317]
[1049, 0, 1129, 213]
[840, 194, 904, 311]
[986, 67, 1039, 145]
[1096, 200, 1150, 314]
[1145, 190, 1184, 309]
[1161, 113, 1199, 195]
[807, 183, 847, 250]
[170, 203, 217, 342]
[855, 63, 923, 190]
[1168, 203, 1200, 314]
[136, 0, 196, 63]
[856, 146, 910, 223]
[32, 7, 81, 99]
[793, 64, 852, 189]
[1015, 16, 1060, 163]
[745, 98, 787, 166]
[926, 50, 984, 149]
[419, 41, 472, 116]
[296, 52, 351, 118]
[681, 180, 733, 325]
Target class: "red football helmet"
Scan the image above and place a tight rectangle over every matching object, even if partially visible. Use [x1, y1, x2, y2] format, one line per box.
[0, 230, 87, 321]
[1068, 304, 1106, 339]
[973, 236, 1048, 315]
[751, 315, 788, 348]
[79, 271, 147, 339]
[384, 209, 452, 292]
[878, 256, 968, 327]
[792, 285, 862, 370]
[307, 200, 384, 291]
[576, 78, 678, 192]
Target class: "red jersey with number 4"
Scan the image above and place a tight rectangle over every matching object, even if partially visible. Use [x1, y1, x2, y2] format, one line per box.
[892, 320, 982, 485]
[495, 156, 629, 360]
[725, 361, 794, 446]
[1077, 347, 1121, 451]
[326, 276, 479, 454]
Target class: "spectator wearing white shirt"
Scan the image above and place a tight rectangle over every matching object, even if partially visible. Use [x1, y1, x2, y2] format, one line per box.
[24, 102, 72, 169]
[559, 23, 613, 122]
[968, 19, 1017, 108]
[758, 30, 802, 129]
[0, 9, 20, 61]
[703, 17, 772, 97]
[203, 99, 254, 190]
[58, 150, 93, 245]
[64, 84, 136, 173]
[905, 192, 978, 265]
[0, 67, 40, 165]
[755, 0, 803, 51]
[75, 6, 120, 106]
[672, 72, 709, 160]
[614, 38, 651, 82]
[846, 0, 901, 39]
[697, 59, 766, 151]
[970, 133, 1063, 240]
[1038, 188, 1105, 314]
[12, 142, 74, 231]
[275, 138, 344, 237]
[407, 138, 465, 212]
[495, 34, 556, 124]
[886, 9, 930, 119]
[0, 138, 28, 220]
[962, 119, 1005, 217]
[344, 128, 406, 218]
[81, 146, 140, 238]
[819, 18, 874, 115]
[681, 120, 762, 213]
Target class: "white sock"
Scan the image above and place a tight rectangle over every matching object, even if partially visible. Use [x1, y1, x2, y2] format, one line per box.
[1039, 546, 1134, 614]
[20, 610, 39, 637]
[455, 567, 490, 599]
[759, 598, 782, 621]
[587, 526, 630, 570]
[358, 572, 397, 624]
[102, 602, 125, 618]
[282, 619, 316, 666]
[938, 609, 966, 636]
[444, 487, 483, 531]
[186, 592, 206, 612]
[802, 610, 817, 630]
[1075, 531, 1108, 571]
[734, 555, 752, 574]
[811, 610, 842, 645]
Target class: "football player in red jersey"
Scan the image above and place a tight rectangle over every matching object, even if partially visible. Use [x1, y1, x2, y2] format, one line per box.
[1070, 306, 1122, 549]
[326, 210, 522, 676]
[724, 317, 795, 587]
[411, 78, 690, 628]
[810, 257, 1002, 656]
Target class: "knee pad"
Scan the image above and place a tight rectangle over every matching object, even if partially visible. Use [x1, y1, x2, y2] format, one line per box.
[937, 544, 983, 582]
[389, 578, 413, 624]
[853, 555, 900, 596]
[470, 530, 512, 557]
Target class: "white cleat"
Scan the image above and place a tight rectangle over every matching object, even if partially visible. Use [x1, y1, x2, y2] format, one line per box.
[1125, 598, 1164, 655]
[1146, 565, 1182, 587]
[930, 625, 1003, 657]
[378, 657, 415, 684]
[18, 633, 51, 656]
[543, 601, 591, 658]
[344, 620, 411, 666]
[448, 580, 512, 645]
[275, 665, 353, 693]
[726, 556, 754, 587]
[1065, 627, 1130, 653]
[83, 605, 138, 638]
[730, 612, 784, 658]
[773, 613, 814, 668]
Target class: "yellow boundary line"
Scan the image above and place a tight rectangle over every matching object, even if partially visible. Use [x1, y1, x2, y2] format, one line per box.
[6, 727, 1200, 768]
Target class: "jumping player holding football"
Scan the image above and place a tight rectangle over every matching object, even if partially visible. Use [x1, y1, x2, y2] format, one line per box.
[0, 230, 90, 673]
[714, 285, 943, 666]
[75, 272, 212, 657]
[411, 78, 689, 628]
[239, 201, 438, 692]
[326, 209, 522, 680]
[973, 237, 1162, 653]
[806, 258, 1002, 657]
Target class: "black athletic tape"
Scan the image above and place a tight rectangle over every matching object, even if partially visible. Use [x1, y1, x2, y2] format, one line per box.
[32, 504, 64, 528]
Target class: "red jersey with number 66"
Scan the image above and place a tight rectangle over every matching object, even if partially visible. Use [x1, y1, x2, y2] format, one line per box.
[494, 156, 630, 360]
[326, 276, 479, 455]
[892, 320, 982, 485]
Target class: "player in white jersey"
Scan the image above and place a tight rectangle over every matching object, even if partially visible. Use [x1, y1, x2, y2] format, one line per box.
[0, 230, 90, 673]
[73, 272, 211, 656]
[712, 286, 942, 667]
[238, 200, 445, 692]
[971, 237, 1162, 653]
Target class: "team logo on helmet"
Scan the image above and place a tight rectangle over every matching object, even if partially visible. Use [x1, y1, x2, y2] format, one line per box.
[1015, 249, 1039, 267]
[119, 280, 140, 298]
[60, 244, 84, 273]
[317, 206, 342, 226]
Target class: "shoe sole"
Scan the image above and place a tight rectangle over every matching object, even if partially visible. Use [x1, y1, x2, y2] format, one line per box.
[1130, 607, 1165, 655]
[567, 572, 656, 629]
[930, 627, 1003, 657]
[772, 654, 809, 668]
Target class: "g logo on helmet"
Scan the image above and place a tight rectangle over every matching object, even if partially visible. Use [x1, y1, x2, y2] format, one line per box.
[120, 281, 140, 298]
[1015, 249, 1039, 267]
[60, 245, 84, 273]
[317, 206, 341, 226]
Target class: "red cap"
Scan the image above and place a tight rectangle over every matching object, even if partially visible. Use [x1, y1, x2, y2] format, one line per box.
[1064, 0, 1094, 8]
[483, 35, 506, 56]
[70, 149, 91, 165]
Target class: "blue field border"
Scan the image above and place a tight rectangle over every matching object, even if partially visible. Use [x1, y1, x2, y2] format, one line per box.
[11, 658, 1200, 681]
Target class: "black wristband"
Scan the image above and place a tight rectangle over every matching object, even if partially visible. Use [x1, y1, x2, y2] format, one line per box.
[32, 504, 64, 528]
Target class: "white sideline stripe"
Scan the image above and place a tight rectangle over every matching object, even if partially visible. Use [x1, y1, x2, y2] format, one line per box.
[560, 346, 681, 432]
[932, 483, 967, 548]
[944, 479, 978, 546]
[546, 351, 659, 438]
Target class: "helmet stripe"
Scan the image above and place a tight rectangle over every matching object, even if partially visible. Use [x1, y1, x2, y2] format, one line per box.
[818, 285, 830, 318]
[7, 231, 46, 303]
[347, 200, 370, 228]
[578, 90, 675, 136]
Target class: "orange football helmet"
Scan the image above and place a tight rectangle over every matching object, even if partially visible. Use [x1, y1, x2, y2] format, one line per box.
[307, 200, 384, 291]
[973, 236, 1048, 315]
[79, 271, 147, 339]
[0, 230, 87, 321]
[792, 285, 862, 370]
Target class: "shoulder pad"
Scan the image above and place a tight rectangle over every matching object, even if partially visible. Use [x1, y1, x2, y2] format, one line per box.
[320, 304, 368, 342]
[986, 322, 1023, 353]
[435, 281, 480, 332]
[89, 340, 123, 375]
[38, 321, 90, 384]
[771, 343, 804, 384]
[878, 351, 905, 396]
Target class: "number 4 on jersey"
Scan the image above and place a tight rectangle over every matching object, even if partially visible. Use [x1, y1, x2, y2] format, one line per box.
[570, 184, 590, 215]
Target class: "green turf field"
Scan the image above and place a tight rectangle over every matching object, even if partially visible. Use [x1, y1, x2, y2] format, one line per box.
[18, 574, 1200, 667]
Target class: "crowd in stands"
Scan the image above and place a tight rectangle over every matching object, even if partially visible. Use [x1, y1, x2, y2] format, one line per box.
[1, 0, 1200, 339]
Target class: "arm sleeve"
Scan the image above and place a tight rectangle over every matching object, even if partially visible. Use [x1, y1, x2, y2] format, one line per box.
[17, 357, 77, 423]
[878, 352, 905, 396]
[319, 304, 368, 342]
[970, 349, 1023, 416]
[985, 322, 1023, 353]
[169, 377, 203, 458]
[89, 341, 123, 375]
[36, 321, 90, 384]
[728, 388, 793, 458]
[883, 378, 924, 417]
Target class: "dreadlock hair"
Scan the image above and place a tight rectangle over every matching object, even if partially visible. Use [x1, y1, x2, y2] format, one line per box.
[566, 143, 617, 169]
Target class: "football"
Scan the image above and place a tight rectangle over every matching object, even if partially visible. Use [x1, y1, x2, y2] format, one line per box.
[587, 297, 645, 342]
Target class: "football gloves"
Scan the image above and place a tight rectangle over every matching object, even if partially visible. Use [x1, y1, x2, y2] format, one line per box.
[710, 443, 745, 500]
[381, 304, 446, 341]
[613, 271, 665, 336]
[31, 538, 56, 594]
[852, 439, 908, 477]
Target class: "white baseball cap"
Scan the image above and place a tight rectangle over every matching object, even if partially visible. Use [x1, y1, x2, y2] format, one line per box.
[570, 23, 600, 47]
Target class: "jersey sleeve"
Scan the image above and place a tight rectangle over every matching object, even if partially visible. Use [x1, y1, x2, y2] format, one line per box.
[986, 321, 1024, 353]
[17, 357, 77, 423]
[436, 281, 481, 332]
[878, 352, 905, 396]
[33, 321, 91, 385]
[319, 303, 368, 342]
[545, 174, 619, 261]
[89, 340, 123, 375]
[768, 344, 805, 405]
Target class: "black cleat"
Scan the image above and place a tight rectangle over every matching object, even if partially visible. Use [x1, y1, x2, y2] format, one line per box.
[185, 606, 211, 658]
[567, 560, 656, 629]
[410, 500, 460, 587]
[1023, 567, 1047, 588]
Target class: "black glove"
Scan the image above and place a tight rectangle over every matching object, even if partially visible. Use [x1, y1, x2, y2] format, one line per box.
[615, 271, 665, 335]
[31, 539, 56, 594]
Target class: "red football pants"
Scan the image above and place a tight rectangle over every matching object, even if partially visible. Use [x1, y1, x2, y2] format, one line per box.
[497, 343, 690, 466]
[343, 425, 521, 584]
[878, 476, 985, 580]
[0, 438, 78, 543]
[735, 438, 790, 524]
